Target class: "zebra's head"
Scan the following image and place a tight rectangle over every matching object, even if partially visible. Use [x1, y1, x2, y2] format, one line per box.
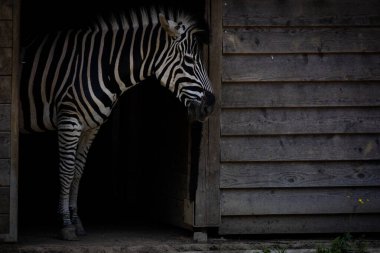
[155, 13, 215, 122]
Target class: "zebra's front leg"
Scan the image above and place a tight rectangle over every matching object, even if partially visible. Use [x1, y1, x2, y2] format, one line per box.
[57, 126, 81, 241]
[69, 128, 99, 236]
[69, 176, 86, 236]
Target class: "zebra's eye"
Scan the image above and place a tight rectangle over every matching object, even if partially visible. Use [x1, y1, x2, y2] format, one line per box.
[175, 22, 183, 30]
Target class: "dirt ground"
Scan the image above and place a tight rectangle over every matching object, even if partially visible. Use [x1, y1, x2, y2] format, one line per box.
[1, 225, 380, 253]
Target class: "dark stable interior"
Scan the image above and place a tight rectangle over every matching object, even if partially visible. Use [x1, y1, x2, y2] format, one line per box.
[18, 0, 205, 230]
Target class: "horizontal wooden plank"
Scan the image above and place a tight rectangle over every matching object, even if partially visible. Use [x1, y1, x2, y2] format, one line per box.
[221, 188, 380, 215]
[221, 108, 380, 135]
[0, 214, 9, 234]
[0, 48, 11, 75]
[0, 21, 11, 47]
[220, 214, 380, 234]
[223, 0, 380, 27]
[223, 54, 380, 82]
[0, 133, 10, 158]
[221, 82, 380, 108]
[0, 104, 10, 131]
[0, 159, 9, 186]
[0, 187, 9, 214]
[221, 135, 380, 162]
[0, 76, 11, 103]
[224, 28, 380, 54]
[220, 161, 380, 189]
[0, 0, 12, 20]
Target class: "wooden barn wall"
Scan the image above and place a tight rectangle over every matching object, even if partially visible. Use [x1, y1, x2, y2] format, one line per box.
[0, 0, 18, 242]
[219, 0, 380, 234]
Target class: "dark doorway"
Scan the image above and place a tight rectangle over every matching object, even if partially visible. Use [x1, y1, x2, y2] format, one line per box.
[19, 0, 206, 231]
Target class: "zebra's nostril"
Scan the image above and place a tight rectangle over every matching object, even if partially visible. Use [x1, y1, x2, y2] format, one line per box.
[202, 106, 208, 115]
[206, 104, 214, 115]
[207, 106, 213, 114]
[201, 103, 214, 117]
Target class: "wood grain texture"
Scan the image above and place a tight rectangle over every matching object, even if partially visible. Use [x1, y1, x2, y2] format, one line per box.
[7, 0, 18, 241]
[0, 187, 9, 214]
[223, 0, 380, 27]
[0, 214, 9, 234]
[0, 159, 10, 186]
[221, 82, 380, 108]
[0, 0, 12, 20]
[194, 0, 222, 227]
[223, 28, 380, 54]
[0, 104, 10, 131]
[218, 0, 380, 235]
[221, 135, 380, 162]
[221, 108, 380, 135]
[205, 0, 223, 225]
[223, 54, 380, 82]
[1, 0, 17, 242]
[0, 48, 11, 75]
[220, 214, 380, 234]
[0, 133, 10, 158]
[0, 21, 11, 47]
[220, 162, 380, 188]
[0, 21, 12, 47]
[0, 76, 11, 103]
[221, 188, 380, 215]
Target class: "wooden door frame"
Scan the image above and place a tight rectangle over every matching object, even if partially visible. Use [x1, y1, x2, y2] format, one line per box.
[9, 0, 19, 242]
[1, 0, 221, 241]
[194, 0, 222, 228]
[0, 0, 19, 242]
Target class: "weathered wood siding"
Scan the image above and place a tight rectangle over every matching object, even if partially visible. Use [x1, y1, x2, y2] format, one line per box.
[219, 0, 380, 234]
[0, 0, 18, 242]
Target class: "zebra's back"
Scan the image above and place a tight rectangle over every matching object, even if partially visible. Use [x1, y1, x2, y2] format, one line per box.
[20, 27, 122, 132]
[21, 30, 80, 132]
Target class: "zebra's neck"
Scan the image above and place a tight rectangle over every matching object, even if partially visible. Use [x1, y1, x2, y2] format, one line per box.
[95, 10, 170, 94]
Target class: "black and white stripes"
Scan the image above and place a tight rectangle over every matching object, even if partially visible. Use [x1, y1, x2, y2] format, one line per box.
[20, 8, 215, 240]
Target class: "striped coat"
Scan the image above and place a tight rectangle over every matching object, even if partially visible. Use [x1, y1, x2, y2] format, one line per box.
[20, 8, 215, 240]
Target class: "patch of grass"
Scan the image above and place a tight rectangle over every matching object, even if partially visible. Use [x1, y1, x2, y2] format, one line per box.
[317, 233, 368, 253]
[273, 245, 287, 253]
[260, 248, 271, 253]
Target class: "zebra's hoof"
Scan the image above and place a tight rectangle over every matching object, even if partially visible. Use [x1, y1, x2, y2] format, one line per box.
[60, 225, 79, 241]
[74, 219, 87, 236]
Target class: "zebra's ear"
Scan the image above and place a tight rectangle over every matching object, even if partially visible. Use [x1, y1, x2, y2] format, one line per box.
[159, 13, 182, 37]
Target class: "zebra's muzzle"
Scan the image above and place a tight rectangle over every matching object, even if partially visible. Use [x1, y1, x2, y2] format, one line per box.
[188, 91, 215, 122]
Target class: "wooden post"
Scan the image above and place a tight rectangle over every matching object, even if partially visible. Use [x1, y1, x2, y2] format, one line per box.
[0, 0, 19, 242]
[9, 0, 20, 242]
[194, 0, 222, 228]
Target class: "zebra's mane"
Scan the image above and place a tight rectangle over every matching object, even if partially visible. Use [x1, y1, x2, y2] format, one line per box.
[97, 8, 195, 31]
[94, 7, 209, 44]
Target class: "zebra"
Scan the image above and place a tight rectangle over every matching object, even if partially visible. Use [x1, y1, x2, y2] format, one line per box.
[20, 8, 215, 240]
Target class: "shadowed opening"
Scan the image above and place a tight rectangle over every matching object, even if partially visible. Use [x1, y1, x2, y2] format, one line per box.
[18, 0, 206, 232]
